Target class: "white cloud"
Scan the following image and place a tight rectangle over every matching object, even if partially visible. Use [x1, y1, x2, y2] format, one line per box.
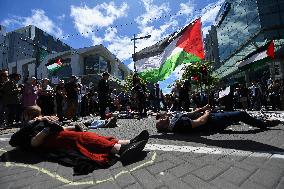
[201, 0, 224, 25]
[70, 2, 128, 37]
[1, 9, 64, 39]
[57, 14, 65, 21]
[176, 0, 195, 21]
[104, 28, 117, 42]
[135, 0, 170, 27]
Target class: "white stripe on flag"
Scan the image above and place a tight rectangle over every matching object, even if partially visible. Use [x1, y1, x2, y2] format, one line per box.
[135, 38, 181, 72]
[237, 50, 267, 68]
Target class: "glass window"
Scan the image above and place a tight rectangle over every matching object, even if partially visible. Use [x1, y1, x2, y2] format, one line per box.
[99, 56, 111, 73]
[84, 55, 99, 75]
[117, 68, 125, 80]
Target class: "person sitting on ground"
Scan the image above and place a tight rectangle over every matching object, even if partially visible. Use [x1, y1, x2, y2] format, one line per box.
[9, 106, 150, 169]
[156, 104, 281, 133]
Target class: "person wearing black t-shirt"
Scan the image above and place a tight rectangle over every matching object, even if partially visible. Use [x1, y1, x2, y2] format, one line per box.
[65, 76, 79, 120]
[98, 72, 110, 120]
[55, 80, 66, 121]
[156, 104, 281, 133]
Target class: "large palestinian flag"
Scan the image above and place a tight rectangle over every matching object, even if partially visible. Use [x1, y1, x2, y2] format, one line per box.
[134, 18, 205, 83]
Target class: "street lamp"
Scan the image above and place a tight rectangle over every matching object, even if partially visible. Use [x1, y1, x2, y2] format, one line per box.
[131, 34, 151, 72]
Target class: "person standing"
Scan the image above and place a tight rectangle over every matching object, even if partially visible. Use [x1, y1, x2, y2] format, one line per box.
[239, 84, 249, 110]
[98, 72, 110, 120]
[0, 70, 9, 126]
[131, 77, 146, 118]
[22, 77, 39, 108]
[249, 81, 262, 110]
[3, 73, 21, 125]
[268, 80, 281, 110]
[55, 79, 66, 121]
[65, 75, 79, 120]
[153, 83, 163, 112]
[179, 80, 191, 111]
[38, 78, 54, 116]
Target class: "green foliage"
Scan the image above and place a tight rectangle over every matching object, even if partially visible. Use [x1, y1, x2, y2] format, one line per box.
[124, 73, 148, 92]
[181, 61, 219, 88]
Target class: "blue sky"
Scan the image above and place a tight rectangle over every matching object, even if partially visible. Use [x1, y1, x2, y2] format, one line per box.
[0, 0, 224, 93]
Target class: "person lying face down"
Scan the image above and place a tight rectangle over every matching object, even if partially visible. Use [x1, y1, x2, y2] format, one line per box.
[156, 104, 281, 133]
[10, 106, 150, 166]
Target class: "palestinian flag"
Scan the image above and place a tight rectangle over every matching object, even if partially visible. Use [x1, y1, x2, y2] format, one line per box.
[47, 59, 63, 72]
[134, 18, 205, 83]
[237, 40, 275, 69]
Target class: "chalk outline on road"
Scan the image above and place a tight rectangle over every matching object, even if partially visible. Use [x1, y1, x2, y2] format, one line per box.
[0, 148, 157, 186]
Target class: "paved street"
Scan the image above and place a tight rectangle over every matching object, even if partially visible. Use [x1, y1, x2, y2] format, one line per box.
[0, 111, 284, 189]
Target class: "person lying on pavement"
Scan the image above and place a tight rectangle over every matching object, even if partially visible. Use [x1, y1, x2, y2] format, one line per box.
[156, 104, 281, 133]
[9, 105, 150, 167]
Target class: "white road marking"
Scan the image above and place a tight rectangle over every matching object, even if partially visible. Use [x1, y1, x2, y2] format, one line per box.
[0, 138, 10, 141]
[1, 136, 284, 159]
[145, 144, 284, 159]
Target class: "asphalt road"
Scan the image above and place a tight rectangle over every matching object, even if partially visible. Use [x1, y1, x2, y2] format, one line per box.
[0, 111, 284, 189]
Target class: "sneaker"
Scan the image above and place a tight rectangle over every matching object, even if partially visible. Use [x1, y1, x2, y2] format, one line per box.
[130, 130, 149, 144]
[119, 140, 148, 160]
[75, 122, 88, 132]
[105, 117, 117, 128]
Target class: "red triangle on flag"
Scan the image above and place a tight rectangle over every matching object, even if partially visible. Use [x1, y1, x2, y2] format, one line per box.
[176, 18, 205, 59]
[56, 59, 62, 65]
[266, 40, 275, 59]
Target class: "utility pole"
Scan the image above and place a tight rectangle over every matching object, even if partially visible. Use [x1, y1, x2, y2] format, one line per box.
[131, 34, 151, 72]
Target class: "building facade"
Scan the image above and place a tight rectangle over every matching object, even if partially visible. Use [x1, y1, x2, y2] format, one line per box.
[38, 45, 131, 89]
[0, 25, 71, 82]
[204, 25, 220, 69]
[212, 0, 284, 85]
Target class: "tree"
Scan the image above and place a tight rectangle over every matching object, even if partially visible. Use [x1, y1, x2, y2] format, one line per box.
[181, 61, 219, 89]
[124, 73, 148, 93]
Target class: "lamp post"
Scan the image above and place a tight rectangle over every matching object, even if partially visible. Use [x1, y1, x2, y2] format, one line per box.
[131, 34, 151, 72]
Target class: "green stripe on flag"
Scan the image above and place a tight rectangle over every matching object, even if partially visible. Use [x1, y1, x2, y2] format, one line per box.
[139, 50, 201, 82]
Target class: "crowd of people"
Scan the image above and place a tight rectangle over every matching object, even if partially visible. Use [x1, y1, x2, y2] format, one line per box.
[1, 69, 284, 127]
[1, 68, 282, 174]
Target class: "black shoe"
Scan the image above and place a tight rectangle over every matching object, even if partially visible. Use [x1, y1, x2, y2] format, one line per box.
[119, 140, 148, 160]
[105, 117, 117, 128]
[130, 130, 149, 144]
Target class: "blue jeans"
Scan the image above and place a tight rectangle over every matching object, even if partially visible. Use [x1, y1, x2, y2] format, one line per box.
[201, 111, 266, 131]
[88, 120, 106, 129]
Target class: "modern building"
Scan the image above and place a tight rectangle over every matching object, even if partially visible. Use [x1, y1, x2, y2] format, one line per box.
[0, 25, 71, 82]
[204, 25, 220, 69]
[38, 44, 131, 89]
[212, 0, 284, 85]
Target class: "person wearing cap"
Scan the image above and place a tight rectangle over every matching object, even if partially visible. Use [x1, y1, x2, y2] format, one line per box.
[98, 72, 111, 120]
[65, 75, 80, 120]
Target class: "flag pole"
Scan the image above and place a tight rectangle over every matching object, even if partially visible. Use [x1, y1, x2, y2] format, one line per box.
[131, 34, 151, 73]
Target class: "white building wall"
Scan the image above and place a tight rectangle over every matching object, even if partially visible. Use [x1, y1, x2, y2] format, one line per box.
[70, 54, 80, 76]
